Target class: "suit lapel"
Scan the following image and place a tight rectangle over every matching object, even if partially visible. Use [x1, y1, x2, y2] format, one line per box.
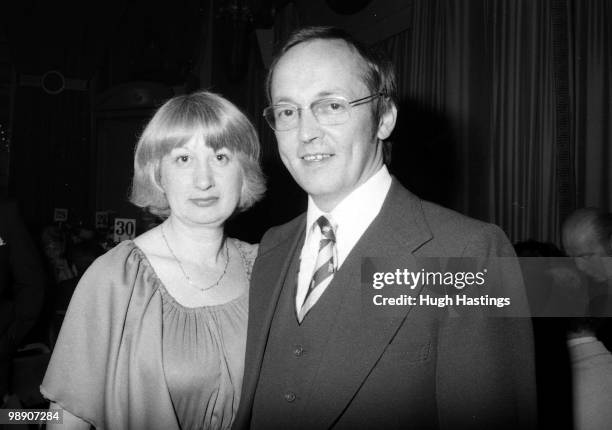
[298, 180, 433, 429]
[238, 215, 306, 423]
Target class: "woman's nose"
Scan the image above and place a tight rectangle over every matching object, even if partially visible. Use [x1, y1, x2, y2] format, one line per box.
[193, 161, 214, 189]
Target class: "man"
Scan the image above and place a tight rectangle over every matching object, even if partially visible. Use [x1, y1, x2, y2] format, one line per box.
[562, 208, 612, 286]
[562, 208, 612, 347]
[234, 26, 536, 429]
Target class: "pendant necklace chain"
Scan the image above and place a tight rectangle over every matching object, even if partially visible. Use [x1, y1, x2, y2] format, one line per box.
[161, 224, 229, 292]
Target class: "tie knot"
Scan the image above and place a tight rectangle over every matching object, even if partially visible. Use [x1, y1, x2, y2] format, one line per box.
[316, 216, 336, 241]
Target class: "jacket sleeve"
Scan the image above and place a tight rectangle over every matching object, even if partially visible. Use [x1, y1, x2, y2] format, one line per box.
[436, 223, 537, 430]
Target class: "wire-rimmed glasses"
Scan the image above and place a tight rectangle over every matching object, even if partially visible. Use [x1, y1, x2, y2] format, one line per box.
[263, 93, 383, 132]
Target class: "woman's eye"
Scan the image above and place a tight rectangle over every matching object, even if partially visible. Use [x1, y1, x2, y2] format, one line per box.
[215, 153, 230, 164]
[176, 155, 190, 163]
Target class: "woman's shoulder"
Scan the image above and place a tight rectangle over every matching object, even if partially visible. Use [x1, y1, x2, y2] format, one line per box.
[230, 238, 258, 278]
[231, 238, 258, 259]
[78, 240, 156, 295]
[88, 240, 140, 271]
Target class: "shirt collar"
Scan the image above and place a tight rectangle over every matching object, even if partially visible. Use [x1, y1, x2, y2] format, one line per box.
[305, 165, 392, 235]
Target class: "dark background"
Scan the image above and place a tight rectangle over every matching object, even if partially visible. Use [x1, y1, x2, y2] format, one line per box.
[0, 0, 609, 245]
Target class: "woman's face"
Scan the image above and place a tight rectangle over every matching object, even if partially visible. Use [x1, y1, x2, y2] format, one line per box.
[160, 135, 243, 228]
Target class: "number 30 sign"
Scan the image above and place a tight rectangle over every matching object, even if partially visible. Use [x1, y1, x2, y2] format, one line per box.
[113, 218, 136, 243]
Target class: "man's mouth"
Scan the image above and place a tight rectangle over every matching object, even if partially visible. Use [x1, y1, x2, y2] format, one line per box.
[302, 153, 333, 162]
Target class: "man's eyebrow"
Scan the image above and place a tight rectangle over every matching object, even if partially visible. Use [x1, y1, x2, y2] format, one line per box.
[316, 90, 342, 98]
[272, 90, 349, 105]
[273, 97, 297, 105]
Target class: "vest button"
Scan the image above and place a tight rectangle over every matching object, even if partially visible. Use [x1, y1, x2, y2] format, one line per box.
[293, 345, 304, 357]
[284, 391, 296, 402]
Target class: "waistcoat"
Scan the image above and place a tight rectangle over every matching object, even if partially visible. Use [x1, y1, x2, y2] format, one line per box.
[250, 244, 348, 429]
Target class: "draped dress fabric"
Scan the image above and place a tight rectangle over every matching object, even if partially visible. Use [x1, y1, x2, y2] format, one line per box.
[40, 238, 257, 430]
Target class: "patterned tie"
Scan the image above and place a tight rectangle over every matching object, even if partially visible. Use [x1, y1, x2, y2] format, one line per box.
[298, 216, 337, 322]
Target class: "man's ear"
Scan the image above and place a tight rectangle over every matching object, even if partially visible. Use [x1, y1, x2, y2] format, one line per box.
[376, 103, 397, 141]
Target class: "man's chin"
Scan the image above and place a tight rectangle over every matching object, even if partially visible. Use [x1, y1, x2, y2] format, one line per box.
[297, 181, 336, 198]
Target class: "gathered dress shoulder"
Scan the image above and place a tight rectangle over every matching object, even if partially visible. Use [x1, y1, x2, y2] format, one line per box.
[41, 238, 258, 430]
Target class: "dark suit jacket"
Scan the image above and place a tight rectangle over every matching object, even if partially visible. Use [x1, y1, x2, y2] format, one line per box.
[0, 201, 45, 370]
[235, 180, 537, 429]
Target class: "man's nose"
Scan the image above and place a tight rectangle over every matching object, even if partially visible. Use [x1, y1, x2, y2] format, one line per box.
[297, 108, 323, 143]
[193, 160, 214, 189]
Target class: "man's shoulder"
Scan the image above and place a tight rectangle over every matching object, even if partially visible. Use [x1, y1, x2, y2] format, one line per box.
[389, 183, 512, 256]
[390, 181, 492, 233]
[421, 200, 512, 256]
[420, 199, 490, 233]
[258, 213, 306, 255]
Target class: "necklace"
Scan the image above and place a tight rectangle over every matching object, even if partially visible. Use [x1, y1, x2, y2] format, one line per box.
[161, 224, 230, 292]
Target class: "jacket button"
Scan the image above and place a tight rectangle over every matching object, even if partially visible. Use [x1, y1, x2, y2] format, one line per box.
[284, 391, 296, 402]
[293, 345, 304, 357]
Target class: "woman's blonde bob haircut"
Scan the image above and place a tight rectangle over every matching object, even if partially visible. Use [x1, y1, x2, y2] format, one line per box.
[130, 91, 266, 217]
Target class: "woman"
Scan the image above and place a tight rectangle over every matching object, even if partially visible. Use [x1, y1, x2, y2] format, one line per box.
[41, 91, 266, 430]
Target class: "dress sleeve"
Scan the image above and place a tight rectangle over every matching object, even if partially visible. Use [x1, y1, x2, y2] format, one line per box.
[40, 242, 146, 428]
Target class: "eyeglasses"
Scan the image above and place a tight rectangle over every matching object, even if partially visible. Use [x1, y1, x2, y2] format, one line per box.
[263, 93, 383, 132]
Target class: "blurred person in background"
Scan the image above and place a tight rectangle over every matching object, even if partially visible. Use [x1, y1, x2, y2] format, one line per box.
[0, 200, 46, 407]
[41, 91, 265, 430]
[562, 208, 612, 346]
[566, 317, 612, 430]
[562, 208, 612, 284]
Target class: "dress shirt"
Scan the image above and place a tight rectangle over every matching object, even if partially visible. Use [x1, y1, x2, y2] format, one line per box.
[295, 165, 392, 316]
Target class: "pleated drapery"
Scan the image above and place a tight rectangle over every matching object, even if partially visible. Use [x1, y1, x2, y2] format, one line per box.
[378, 0, 611, 244]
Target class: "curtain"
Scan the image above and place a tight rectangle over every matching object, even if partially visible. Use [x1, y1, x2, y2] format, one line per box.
[378, 0, 585, 245]
[571, 0, 612, 211]
[222, 2, 304, 242]
[484, 0, 561, 243]
[10, 88, 91, 230]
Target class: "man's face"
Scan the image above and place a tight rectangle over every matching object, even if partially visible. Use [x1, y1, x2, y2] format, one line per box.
[270, 39, 395, 212]
[563, 228, 612, 282]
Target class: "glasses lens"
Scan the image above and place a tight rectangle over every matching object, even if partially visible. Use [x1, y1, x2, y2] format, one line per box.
[312, 98, 349, 125]
[263, 105, 298, 131]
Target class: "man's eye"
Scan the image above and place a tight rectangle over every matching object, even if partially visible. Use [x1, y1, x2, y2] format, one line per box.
[318, 100, 346, 114]
[276, 108, 295, 119]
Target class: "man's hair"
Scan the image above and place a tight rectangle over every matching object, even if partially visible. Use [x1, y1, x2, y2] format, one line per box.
[130, 91, 266, 217]
[265, 26, 397, 128]
[562, 208, 612, 252]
